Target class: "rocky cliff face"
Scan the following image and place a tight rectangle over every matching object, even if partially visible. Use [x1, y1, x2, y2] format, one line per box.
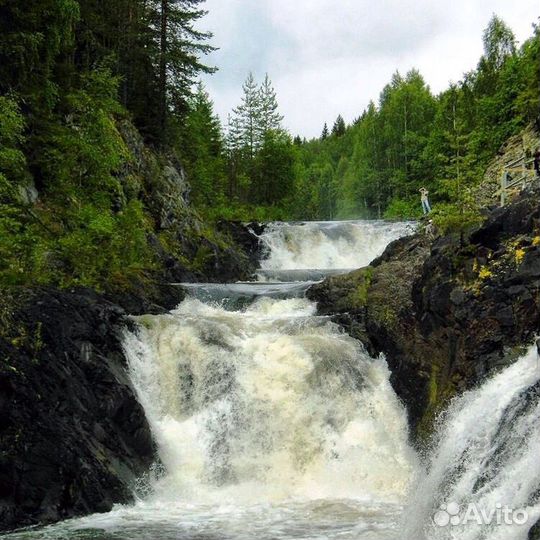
[116, 120, 260, 284]
[474, 123, 539, 207]
[0, 285, 186, 532]
[308, 193, 540, 439]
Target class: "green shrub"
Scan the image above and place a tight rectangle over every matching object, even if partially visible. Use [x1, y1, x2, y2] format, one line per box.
[430, 202, 483, 234]
[383, 198, 423, 220]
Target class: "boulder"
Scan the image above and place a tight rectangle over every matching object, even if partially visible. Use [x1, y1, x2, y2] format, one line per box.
[0, 288, 158, 531]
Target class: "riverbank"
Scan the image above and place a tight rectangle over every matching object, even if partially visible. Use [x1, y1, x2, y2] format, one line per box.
[0, 288, 156, 531]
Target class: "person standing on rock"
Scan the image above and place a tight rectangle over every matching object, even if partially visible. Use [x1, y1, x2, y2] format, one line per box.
[534, 149, 540, 178]
[420, 187, 431, 215]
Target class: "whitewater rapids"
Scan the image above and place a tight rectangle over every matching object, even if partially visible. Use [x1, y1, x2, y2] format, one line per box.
[3, 220, 540, 540]
[257, 220, 414, 279]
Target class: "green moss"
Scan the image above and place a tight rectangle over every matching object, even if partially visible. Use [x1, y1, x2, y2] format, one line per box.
[376, 306, 398, 326]
[428, 364, 440, 407]
[191, 244, 214, 272]
[416, 365, 463, 442]
[158, 219, 237, 275]
[349, 267, 373, 308]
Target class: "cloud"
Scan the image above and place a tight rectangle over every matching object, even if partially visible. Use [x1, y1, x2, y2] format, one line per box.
[265, 0, 446, 61]
[201, 0, 539, 138]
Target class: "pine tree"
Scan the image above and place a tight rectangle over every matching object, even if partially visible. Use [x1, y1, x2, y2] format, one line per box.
[150, 0, 216, 142]
[225, 113, 245, 198]
[0, 0, 80, 106]
[181, 83, 225, 205]
[72, 0, 217, 144]
[321, 123, 329, 140]
[225, 114, 243, 154]
[332, 115, 346, 137]
[259, 74, 283, 137]
[232, 72, 262, 158]
[253, 131, 296, 205]
[75, 0, 159, 137]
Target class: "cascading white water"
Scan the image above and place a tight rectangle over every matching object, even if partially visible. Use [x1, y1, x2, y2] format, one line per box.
[19, 295, 416, 540]
[124, 298, 417, 505]
[28, 220, 417, 540]
[402, 345, 540, 540]
[258, 221, 414, 273]
[4, 220, 540, 540]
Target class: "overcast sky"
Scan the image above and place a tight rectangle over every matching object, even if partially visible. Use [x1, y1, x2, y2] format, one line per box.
[200, 1, 538, 139]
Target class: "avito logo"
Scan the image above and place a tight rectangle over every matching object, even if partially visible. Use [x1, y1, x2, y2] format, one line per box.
[433, 502, 528, 527]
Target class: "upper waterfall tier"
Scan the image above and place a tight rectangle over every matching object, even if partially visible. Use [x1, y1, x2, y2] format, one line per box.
[258, 220, 415, 275]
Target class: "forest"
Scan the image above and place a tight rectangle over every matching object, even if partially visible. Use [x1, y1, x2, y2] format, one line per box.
[192, 14, 539, 223]
[295, 17, 540, 223]
[0, 1, 539, 290]
[0, 0, 216, 289]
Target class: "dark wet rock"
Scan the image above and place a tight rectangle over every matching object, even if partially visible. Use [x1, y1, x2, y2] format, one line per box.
[216, 221, 266, 269]
[0, 288, 155, 531]
[157, 220, 265, 284]
[530, 518, 540, 540]
[105, 280, 186, 315]
[470, 195, 540, 248]
[308, 193, 540, 439]
[162, 228, 258, 284]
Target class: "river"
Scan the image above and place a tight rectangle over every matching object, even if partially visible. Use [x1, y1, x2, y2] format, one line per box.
[3, 220, 540, 540]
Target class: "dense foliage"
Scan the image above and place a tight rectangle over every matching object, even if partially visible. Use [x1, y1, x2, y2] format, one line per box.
[181, 16, 538, 223]
[294, 17, 540, 221]
[0, 3, 538, 290]
[0, 0, 214, 289]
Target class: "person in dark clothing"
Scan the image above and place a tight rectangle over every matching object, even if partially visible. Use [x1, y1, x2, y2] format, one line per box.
[534, 149, 540, 178]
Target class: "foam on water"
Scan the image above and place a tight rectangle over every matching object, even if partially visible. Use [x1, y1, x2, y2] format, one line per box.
[258, 220, 414, 273]
[402, 345, 540, 540]
[4, 220, 540, 540]
[124, 297, 417, 508]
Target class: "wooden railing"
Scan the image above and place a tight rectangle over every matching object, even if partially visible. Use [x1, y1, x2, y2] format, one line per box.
[499, 156, 536, 206]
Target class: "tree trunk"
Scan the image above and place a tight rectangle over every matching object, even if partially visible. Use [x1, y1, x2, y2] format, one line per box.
[159, 0, 168, 139]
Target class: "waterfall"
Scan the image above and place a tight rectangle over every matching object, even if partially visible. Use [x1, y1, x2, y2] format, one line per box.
[403, 346, 540, 540]
[5, 220, 540, 540]
[123, 297, 417, 506]
[258, 220, 414, 275]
